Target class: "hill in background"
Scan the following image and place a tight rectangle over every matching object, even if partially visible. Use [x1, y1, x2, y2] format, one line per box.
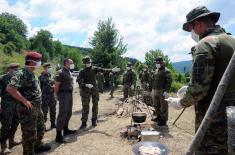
[172, 60, 192, 73]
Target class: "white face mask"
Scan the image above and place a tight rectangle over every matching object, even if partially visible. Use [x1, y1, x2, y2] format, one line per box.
[191, 30, 200, 42]
[12, 69, 19, 75]
[143, 69, 147, 72]
[156, 64, 161, 69]
[85, 63, 91, 68]
[47, 68, 52, 73]
[127, 67, 131, 70]
[70, 64, 75, 70]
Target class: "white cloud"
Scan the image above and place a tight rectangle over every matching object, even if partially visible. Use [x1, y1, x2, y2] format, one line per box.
[3, 0, 233, 62]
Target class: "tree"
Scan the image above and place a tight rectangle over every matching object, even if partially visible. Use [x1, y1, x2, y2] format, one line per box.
[89, 18, 127, 70]
[30, 29, 55, 61]
[145, 49, 174, 71]
[0, 12, 28, 50]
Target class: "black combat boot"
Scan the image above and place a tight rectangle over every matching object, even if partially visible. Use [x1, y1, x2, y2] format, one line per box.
[1, 140, 11, 154]
[34, 143, 51, 153]
[157, 118, 167, 126]
[55, 131, 66, 143]
[51, 122, 56, 129]
[92, 119, 97, 127]
[79, 122, 87, 130]
[63, 127, 77, 136]
[9, 137, 22, 149]
[151, 115, 161, 123]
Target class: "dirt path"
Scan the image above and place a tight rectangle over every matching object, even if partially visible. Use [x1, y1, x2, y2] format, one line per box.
[8, 85, 195, 155]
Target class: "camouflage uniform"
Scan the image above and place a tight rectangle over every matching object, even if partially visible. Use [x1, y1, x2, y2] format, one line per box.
[140, 70, 151, 91]
[39, 72, 56, 124]
[123, 69, 137, 99]
[152, 68, 172, 123]
[9, 67, 45, 155]
[0, 74, 19, 147]
[181, 7, 235, 154]
[109, 72, 117, 97]
[96, 71, 105, 93]
[77, 66, 99, 123]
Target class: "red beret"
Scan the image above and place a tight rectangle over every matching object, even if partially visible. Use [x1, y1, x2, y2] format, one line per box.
[26, 51, 42, 61]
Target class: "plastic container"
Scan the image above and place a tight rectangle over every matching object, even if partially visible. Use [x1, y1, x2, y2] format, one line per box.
[141, 131, 160, 141]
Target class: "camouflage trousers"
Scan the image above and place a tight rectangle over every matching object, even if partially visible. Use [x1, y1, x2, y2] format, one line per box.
[153, 90, 168, 122]
[0, 101, 19, 142]
[141, 82, 149, 91]
[109, 83, 115, 97]
[56, 92, 73, 132]
[17, 103, 45, 155]
[97, 82, 104, 93]
[194, 96, 235, 155]
[41, 93, 56, 123]
[123, 85, 134, 99]
[80, 89, 99, 122]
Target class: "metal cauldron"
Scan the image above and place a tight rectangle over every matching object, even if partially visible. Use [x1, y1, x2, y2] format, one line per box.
[132, 112, 147, 123]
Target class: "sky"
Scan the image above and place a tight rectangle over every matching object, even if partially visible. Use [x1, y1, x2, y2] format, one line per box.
[0, 0, 235, 62]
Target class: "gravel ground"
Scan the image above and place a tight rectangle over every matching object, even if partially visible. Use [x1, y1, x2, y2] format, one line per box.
[6, 85, 195, 155]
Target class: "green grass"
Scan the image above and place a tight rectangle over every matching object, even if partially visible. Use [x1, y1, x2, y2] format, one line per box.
[0, 48, 59, 75]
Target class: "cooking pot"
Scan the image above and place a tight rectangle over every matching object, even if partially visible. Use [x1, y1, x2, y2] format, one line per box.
[132, 112, 147, 123]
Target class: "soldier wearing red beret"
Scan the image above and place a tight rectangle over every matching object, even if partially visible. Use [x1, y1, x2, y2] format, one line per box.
[6, 51, 51, 154]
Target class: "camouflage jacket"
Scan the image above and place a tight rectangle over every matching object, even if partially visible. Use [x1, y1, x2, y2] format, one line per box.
[140, 71, 151, 84]
[39, 72, 55, 94]
[9, 67, 42, 106]
[77, 66, 98, 90]
[96, 72, 105, 84]
[109, 72, 118, 85]
[181, 26, 235, 107]
[152, 68, 172, 92]
[0, 73, 19, 104]
[123, 70, 137, 86]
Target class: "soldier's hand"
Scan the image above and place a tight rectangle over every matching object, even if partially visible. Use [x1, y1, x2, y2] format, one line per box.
[85, 84, 93, 89]
[164, 97, 183, 110]
[23, 100, 33, 110]
[131, 85, 135, 90]
[163, 91, 169, 98]
[112, 67, 120, 72]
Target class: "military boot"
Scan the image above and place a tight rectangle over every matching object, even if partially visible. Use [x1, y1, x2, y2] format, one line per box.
[9, 137, 21, 149]
[92, 119, 97, 127]
[151, 115, 161, 123]
[157, 118, 167, 126]
[1, 140, 11, 154]
[55, 131, 66, 143]
[79, 122, 87, 130]
[34, 143, 51, 153]
[51, 122, 56, 129]
[63, 127, 77, 136]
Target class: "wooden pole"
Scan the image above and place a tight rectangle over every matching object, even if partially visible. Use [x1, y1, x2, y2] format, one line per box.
[226, 106, 235, 155]
[186, 52, 235, 155]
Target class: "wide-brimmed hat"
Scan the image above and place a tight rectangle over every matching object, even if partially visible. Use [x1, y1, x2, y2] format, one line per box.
[183, 6, 220, 32]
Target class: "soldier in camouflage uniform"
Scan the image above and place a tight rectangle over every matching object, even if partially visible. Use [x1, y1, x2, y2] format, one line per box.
[77, 56, 100, 129]
[6, 52, 51, 155]
[96, 69, 105, 93]
[165, 6, 235, 154]
[140, 66, 151, 91]
[0, 63, 21, 154]
[123, 63, 137, 99]
[109, 71, 118, 98]
[39, 63, 56, 129]
[151, 58, 172, 126]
